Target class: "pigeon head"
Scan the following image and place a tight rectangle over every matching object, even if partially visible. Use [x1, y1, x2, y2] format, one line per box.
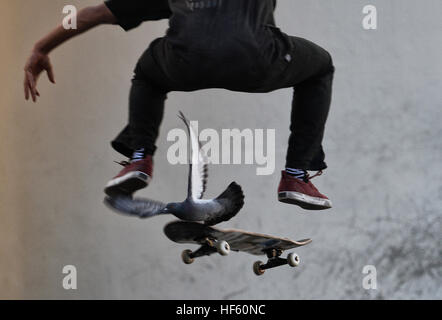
[164, 202, 182, 214]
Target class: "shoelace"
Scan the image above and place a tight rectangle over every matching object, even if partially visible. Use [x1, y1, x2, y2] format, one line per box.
[303, 170, 323, 183]
[114, 160, 131, 167]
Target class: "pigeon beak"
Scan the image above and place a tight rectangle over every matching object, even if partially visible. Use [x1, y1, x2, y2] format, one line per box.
[161, 207, 170, 214]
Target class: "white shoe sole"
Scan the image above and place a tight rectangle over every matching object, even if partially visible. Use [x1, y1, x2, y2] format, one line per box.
[278, 191, 332, 210]
[105, 171, 151, 197]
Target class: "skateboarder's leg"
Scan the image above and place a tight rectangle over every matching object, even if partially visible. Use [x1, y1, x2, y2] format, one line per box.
[112, 59, 169, 158]
[129, 69, 167, 156]
[272, 37, 335, 209]
[106, 48, 170, 196]
[281, 37, 335, 171]
[286, 66, 334, 171]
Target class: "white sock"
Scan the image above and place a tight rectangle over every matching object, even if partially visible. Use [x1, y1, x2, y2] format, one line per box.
[286, 168, 306, 180]
[131, 148, 146, 163]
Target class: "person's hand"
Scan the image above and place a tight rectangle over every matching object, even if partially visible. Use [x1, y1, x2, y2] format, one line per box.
[24, 49, 55, 102]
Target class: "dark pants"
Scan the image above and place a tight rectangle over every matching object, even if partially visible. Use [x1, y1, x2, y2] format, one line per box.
[112, 36, 334, 171]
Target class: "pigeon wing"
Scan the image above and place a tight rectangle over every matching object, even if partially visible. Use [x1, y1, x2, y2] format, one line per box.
[104, 196, 167, 219]
[178, 111, 208, 200]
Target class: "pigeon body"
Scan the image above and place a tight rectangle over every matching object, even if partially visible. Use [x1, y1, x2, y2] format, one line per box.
[105, 112, 244, 225]
[168, 182, 244, 225]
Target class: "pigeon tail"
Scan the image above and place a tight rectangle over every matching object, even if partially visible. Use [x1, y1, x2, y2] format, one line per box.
[205, 182, 245, 226]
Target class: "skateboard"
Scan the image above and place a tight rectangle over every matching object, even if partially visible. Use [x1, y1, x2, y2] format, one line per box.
[164, 221, 312, 276]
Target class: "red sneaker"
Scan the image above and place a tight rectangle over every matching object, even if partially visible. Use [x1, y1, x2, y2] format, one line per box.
[278, 170, 332, 210]
[105, 156, 153, 197]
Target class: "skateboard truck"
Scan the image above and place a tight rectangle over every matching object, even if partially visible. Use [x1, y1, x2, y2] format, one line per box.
[253, 249, 300, 276]
[181, 238, 231, 264]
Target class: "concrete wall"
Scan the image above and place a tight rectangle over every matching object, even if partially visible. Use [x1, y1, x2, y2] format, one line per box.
[0, 0, 440, 299]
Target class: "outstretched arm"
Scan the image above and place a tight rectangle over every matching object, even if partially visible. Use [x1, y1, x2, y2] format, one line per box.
[24, 4, 116, 102]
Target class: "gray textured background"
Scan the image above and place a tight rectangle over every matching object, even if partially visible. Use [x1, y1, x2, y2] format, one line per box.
[0, 0, 441, 299]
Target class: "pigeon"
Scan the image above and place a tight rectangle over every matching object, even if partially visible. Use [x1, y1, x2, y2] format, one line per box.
[104, 112, 245, 226]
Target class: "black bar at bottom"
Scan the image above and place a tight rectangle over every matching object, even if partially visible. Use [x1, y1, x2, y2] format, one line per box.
[0, 300, 434, 318]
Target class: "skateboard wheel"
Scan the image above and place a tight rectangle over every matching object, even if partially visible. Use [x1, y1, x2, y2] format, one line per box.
[181, 249, 195, 265]
[216, 240, 230, 256]
[287, 253, 300, 267]
[253, 261, 265, 276]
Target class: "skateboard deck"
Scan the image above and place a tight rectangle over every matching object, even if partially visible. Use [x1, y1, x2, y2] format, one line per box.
[164, 221, 311, 255]
[164, 221, 312, 275]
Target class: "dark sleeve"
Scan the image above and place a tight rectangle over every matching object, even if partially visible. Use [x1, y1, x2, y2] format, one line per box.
[104, 0, 172, 31]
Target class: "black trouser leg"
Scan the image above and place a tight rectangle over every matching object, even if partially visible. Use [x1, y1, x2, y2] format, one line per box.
[282, 37, 335, 171]
[286, 68, 334, 170]
[111, 62, 168, 158]
[129, 74, 167, 155]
